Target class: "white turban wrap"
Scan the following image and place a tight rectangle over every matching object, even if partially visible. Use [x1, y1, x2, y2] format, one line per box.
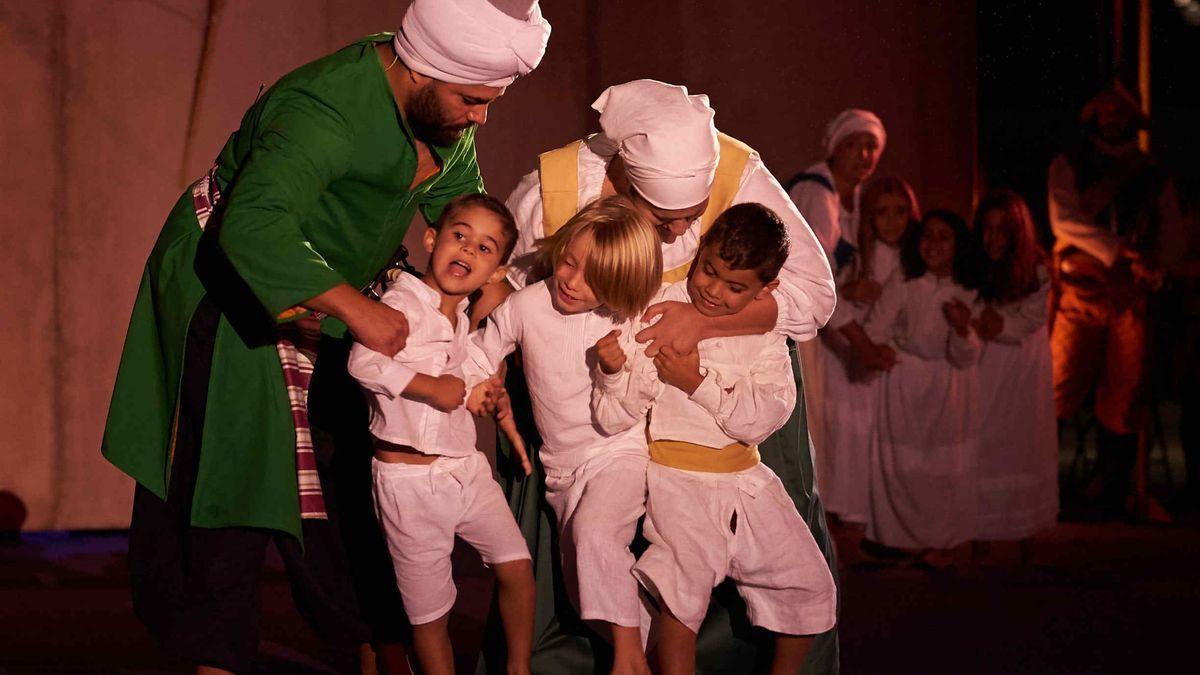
[393, 0, 551, 88]
[592, 79, 719, 210]
[823, 108, 887, 157]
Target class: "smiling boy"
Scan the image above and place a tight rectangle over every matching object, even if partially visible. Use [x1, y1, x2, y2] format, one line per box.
[592, 203, 837, 674]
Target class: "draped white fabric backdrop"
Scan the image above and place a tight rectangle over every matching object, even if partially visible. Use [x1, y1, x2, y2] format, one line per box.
[0, 0, 976, 530]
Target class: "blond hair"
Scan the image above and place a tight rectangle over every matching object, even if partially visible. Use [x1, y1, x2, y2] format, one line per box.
[535, 196, 663, 320]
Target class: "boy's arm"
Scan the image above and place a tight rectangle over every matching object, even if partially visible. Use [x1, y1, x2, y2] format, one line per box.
[689, 337, 797, 446]
[346, 286, 419, 398]
[463, 295, 520, 389]
[591, 336, 660, 436]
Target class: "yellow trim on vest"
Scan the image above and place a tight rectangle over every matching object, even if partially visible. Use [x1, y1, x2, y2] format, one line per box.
[538, 140, 583, 237]
[537, 134, 755, 283]
[648, 438, 761, 474]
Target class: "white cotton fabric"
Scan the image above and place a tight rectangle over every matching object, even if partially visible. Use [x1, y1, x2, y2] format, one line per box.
[543, 451, 649, 627]
[371, 453, 530, 624]
[347, 272, 475, 458]
[462, 281, 650, 626]
[634, 462, 837, 635]
[592, 282, 795, 449]
[823, 108, 887, 157]
[394, 0, 551, 87]
[805, 243, 901, 524]
[862, 272, 980, 549]
[503, 137, 835, 342]
[975, 270, 1059, 540]
[463, 281, 646, 476]
[590, 80, 719, 210]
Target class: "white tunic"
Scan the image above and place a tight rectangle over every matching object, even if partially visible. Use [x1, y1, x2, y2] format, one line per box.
[504, 135, 835, 343]
[347, 272, 476, 457]
[975, 270, 1059, 540]
[862, 272, 981, 549]
[592, 282, 795, 448]
[462, 280, 646, 476]
[810, 243, 900, 523]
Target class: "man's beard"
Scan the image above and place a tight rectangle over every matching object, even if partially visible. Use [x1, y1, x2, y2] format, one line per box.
[408, 86, 473, 147]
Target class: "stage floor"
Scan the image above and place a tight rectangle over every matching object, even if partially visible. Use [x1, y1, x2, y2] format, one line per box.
[2, 516, 1197, 674]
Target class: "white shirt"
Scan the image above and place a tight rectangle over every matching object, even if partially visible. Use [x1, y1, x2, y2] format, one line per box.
[828, 241, 901, 330]
[347, 272, 475, 457]
[462, 281, 646, 475]
[593, 282, 796, 449]
[787, 160, 858, 264]
[863, 272, 980, 368]
[504, 135, 836, 342]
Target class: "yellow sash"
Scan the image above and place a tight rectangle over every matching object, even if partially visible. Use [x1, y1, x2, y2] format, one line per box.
[648, 438, 761, 474]
[537, 133, 754, 283]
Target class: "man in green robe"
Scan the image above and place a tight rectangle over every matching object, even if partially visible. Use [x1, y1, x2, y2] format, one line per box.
[102, 1, 550, 672]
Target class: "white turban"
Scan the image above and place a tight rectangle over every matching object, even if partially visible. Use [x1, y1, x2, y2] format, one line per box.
[393, 0, 551, 88]
[592, 79, 719, 210]
[823, 108, 887, 156]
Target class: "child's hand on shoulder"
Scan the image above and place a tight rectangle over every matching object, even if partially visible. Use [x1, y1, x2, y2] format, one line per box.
[593, 329, 627, 374]
[653, 346, 703, 395]
[424, 374, 466, 412]
[941, 298, 972, 337]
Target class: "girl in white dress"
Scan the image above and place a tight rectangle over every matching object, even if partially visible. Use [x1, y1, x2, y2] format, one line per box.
[813, 177, 920, 527]
[862, 210, 981, 565]
[969, 190, 1059, 559]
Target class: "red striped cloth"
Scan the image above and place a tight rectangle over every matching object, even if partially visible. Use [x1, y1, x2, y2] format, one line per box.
[191, 165, 329, 520]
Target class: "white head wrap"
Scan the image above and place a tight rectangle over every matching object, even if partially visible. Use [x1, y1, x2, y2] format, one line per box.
[393, 0, 551, 88]
[823, 108, 887, 157]
[591, 79, 719, 210]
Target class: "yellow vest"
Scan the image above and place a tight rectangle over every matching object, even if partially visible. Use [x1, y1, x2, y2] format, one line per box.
[537, 133, 754, 283]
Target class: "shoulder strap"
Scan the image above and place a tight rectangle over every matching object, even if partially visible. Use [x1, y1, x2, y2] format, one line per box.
[784, 171, 835, 195]
[662, 133, 754, 283]
[537, 140, 583, 236]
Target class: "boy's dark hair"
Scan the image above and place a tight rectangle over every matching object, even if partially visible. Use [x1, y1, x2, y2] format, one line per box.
[900, 208, 974, 284]
[433, 193, 519, 262]
[697, 203, 790, 283]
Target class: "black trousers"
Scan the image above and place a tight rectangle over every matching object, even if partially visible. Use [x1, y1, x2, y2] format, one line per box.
[128, 298, 402, 672]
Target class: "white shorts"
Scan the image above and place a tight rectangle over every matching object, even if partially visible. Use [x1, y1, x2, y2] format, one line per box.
[543, 450, 648, 627]
[371, 453, 530, 625]
[634, 462, 836, 635]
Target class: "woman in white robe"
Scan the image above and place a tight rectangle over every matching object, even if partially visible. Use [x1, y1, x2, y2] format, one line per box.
[810, 177, 919, 525]
[787, 110, 887, 523]
[862, 210, 981, 556]
[970, 191, 1059, 546]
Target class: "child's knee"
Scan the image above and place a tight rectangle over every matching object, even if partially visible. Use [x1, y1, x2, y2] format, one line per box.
[493, 557, 534, 586]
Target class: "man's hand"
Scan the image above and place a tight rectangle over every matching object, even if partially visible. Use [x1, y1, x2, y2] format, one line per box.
[653, 346, 704, 395]
[305, 284, 410, 357]
[593, 329, 627, 375]
[942, 298, 972, 337]
[636, 301, 705, 357]
[348, 300, 410, 357]
[972, 306, 1004, 341]
[409, 373, 465, 413]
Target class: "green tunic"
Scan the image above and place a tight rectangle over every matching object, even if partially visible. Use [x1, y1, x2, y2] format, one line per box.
[102, 34, 483, 541]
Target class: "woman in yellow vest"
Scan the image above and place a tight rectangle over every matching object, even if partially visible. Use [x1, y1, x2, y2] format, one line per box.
[473, 80, 840, 674]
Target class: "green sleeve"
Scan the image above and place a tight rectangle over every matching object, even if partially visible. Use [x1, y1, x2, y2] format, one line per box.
[216, 97, 352, 318]
[419, 132, 485, 225]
